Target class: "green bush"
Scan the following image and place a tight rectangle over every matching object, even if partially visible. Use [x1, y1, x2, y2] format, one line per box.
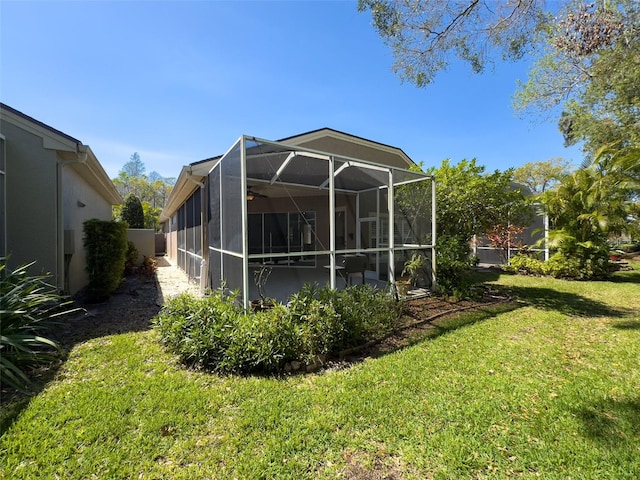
[506, 254, 545, 275]
[124, 241, 139, 275]
[0, 260, 79, 393]
[154, 289, 240, 369]
[507, 247, 611, 280]
[154, 283, 401, 375]
[435, 236, 478, 298]
[83, 219, 128, 301]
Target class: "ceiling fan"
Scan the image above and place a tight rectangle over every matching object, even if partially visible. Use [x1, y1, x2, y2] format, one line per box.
[247, 186, 268, 201]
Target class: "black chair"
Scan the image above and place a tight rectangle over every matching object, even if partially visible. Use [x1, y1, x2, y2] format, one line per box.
[342, 254, 367, 285]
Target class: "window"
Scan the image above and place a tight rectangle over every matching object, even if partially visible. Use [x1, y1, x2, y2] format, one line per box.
[247, 211, 316, 266]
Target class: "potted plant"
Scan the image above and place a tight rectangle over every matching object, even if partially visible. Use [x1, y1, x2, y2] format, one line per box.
[402, 253, 427, 287]
[251, 264, 274, 311]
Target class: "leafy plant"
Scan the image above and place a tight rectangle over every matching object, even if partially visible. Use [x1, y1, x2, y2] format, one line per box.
[401, 253, 428, 286]
[0, 260, 80, 393]
[124, 240, 139, 275]
[154, 283, 401, 374]
[83, 219, 128, 302]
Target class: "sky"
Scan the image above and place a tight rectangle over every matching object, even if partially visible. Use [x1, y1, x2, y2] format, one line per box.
[0, 0, 583, 180]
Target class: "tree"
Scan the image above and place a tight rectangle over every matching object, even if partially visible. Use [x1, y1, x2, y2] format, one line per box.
[515, 1, 640, 157]
[536, 149, 636, 278]
[121, 152, 145, 178]
[120, 194, 145, 229]
[397, 159, 531, 294]
[425, 159, 531, 241]
[112, 154, 174, 231]
[513, 158, 571, 193]
[358, 0, 548, 86]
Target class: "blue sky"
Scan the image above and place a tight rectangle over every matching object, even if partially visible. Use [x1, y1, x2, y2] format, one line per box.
[1, 0, 582, 179]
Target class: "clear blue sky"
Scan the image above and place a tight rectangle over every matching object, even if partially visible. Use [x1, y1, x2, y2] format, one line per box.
[1, 0, 582, 180]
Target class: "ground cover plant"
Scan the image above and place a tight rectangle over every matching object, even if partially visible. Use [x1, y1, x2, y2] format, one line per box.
[1, 265, 639, 479]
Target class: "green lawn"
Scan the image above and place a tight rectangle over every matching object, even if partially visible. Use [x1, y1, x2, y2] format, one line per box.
[1, 266, 639, 479]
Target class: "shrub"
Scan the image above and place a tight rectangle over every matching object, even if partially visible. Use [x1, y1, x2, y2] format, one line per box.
[506, 254, 545, 275]
[154, 289, 240, 370]
[0, 260, 80, 393]
[222, 305, 301, 373]
[83, 219, 128, 301]
[124, 241, 139, 275]
[154, 283, 401, 375]
[435, 236, 478, 298]
[139, 256, 157, 280]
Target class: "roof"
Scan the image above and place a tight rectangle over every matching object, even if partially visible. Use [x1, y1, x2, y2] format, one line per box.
[160, 129, 421, 222]
[0, 102, 81, 145]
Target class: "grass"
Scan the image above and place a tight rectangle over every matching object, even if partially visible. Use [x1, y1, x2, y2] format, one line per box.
[1, 265, 639, 479]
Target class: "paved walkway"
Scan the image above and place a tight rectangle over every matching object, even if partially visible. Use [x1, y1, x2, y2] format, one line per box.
[154, 256, 202, 305]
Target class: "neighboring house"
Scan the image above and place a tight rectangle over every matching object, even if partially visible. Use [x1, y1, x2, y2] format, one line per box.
[473, 182, 549, 265]
[160, 128, 435, 307]
[0, 103, 122, 294]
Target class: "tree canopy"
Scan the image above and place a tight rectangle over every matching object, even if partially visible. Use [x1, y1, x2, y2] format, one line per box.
[358, 0, 548, 86]
[513, 158, 571, 194]
[120, 194, 145, 229]
[112, 154, 175, 231]
[515, 0, 640, 158]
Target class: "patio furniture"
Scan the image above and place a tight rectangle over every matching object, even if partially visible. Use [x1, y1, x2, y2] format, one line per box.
[342, 254, 367, 285]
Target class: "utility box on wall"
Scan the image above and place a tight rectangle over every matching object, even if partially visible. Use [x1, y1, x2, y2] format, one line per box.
[126, 229, 155, 265]
[63, 230, 75, 255]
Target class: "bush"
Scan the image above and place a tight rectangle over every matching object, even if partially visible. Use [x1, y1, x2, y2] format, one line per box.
[507, 247, 611, 280]
[0, 260, 79, 393]
[83, 219, 128, 301]
[124, 241, 139, 275]
[153, 283, 401, 375]
[506, 254, 545, 275]
[435, 236, 478, 298]
[139, 256, 157, 280]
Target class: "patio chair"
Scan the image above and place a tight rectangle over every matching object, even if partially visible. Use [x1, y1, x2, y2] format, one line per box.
[341, 254, 367, 285]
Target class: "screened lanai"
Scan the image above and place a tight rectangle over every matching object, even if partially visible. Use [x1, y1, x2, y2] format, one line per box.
[207, 135, 435, 309]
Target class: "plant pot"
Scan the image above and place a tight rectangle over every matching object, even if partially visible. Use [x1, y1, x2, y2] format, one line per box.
[395, 280, 411, 297]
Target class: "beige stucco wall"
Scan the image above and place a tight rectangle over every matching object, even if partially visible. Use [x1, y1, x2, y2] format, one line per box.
[1, 111, 118, 295]
[62, 166, 114, 294]
[1, 121, 59, 283]
[127, 228, 155, 265]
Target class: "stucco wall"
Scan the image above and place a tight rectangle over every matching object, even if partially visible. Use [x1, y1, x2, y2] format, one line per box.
[62, 166, 114, 293]
[127, 228, 155, 265]
[1, 121, 59, 282]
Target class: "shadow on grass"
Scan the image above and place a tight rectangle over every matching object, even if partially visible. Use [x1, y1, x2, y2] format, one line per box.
[1, 273, 161, 437]
[612, 319, 640, 330]
[507, 286, 629, 318]
[610, 269, 640, 284]
[346, 302, 520, 362]
[575, 397, 640, 447]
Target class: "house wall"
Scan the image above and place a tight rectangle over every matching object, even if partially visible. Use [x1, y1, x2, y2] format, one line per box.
[61, 166, 115, 293]
[247, 193, 357, 253]
[1, 121, 59, 283]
